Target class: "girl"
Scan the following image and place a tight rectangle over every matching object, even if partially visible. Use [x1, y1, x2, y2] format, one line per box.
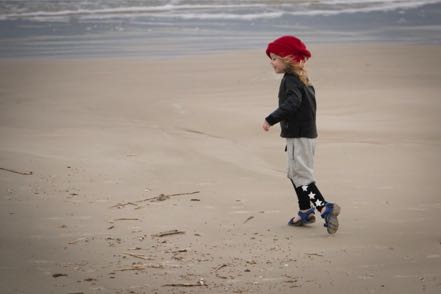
[262, 35, 341, 234]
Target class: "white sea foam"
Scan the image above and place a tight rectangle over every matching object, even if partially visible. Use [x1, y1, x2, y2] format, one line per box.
[0, 0, 439, 21]
[0, 0, 438, 58]
[298, 0, 441, 16]
[173, 11, 285, 20]
[0, 3, 267, 20]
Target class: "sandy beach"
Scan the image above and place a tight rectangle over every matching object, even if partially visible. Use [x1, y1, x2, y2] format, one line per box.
[1, 43, 441, 293]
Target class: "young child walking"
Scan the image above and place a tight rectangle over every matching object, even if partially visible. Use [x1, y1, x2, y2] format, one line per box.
[262, 35, 341, 234]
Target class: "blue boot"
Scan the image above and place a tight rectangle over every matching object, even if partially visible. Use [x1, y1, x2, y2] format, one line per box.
[288, 208, 316, 226]
[321, 203, 341, 234]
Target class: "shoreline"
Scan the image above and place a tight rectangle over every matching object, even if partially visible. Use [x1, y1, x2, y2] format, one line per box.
[2, 1, 440, 59]
[0, 41, 440, 60]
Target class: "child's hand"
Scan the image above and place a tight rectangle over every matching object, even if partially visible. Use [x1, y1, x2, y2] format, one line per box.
[262, 120, 271, 132]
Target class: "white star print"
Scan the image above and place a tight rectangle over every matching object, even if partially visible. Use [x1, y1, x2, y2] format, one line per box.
[315, 199, 323, 207]
[302, 185, 308, 192]
[308, 192, 316, 199]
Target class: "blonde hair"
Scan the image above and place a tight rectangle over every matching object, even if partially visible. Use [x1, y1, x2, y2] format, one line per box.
[281, 56, 311, 86]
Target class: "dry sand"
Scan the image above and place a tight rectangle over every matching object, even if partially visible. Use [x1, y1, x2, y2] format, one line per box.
[0, 43, 440, 294]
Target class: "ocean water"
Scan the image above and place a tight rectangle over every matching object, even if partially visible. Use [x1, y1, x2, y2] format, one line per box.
[0, 0, 440, 57]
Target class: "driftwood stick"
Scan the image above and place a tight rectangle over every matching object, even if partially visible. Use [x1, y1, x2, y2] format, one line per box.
[152, 229, 185, 237]
[109, 202, 140, 209]
[115, 264, 146, 271]
[162, 283, 204, 287]
[111, 218, 140, 222]
[243, 216, 254, 224]
[162, 191, 200, 197]
[163, 280, 206, 287]
[136, 191, 200, 203]
[115, 263, 163, 271]
[0, 167, 33, 175]
[214, 264, 228, 272]
[122, 252, 150, 260]
[68, 237, 88, 244]
[305, 253, 324, 257]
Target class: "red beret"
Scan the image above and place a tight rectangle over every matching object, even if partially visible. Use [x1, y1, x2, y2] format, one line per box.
[266, 35, 311, 62]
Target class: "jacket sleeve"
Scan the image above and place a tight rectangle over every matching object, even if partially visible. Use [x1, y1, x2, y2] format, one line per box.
[265, 78, 302, 125]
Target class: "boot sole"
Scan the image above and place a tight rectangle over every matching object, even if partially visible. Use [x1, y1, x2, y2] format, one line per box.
[326, 204, 341, 234]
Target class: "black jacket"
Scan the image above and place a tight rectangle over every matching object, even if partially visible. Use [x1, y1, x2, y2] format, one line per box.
[265, 73, 318, 138]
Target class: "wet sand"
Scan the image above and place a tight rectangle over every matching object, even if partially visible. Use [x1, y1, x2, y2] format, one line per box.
[1, 43, 440, 293]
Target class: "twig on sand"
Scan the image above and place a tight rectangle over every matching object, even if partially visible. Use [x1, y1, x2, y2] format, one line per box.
[116, 263, 163, 271]
[243, 216, 254, 224]
[0, 167, 33, 175]
[137, 191, 200, 203]
[122, 252, 150, 260]
[68, 237, 88, 244]
[214, 264, 228, 272]
[172, 248, 189, 253]
[110, 218, 140, 223]
[163, 279, 207, 287]
[109, 202, 141, 209]
[109, 191, 201, 210]
[152, 229, 185, 237]
[116, 264, 146, 271]
[305, 253, 324, 257]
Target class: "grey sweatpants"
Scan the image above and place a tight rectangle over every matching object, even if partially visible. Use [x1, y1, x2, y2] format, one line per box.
[286, 138, 316, 188]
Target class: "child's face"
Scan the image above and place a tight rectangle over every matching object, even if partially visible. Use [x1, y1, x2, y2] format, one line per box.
[269, 53, 285, 74]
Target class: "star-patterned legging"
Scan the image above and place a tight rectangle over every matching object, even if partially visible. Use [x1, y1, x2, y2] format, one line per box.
[291, 180, 327, 212]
